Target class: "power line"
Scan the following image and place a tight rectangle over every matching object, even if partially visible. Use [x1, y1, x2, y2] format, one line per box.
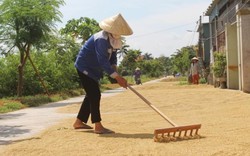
[126, 22, 195, 40]
[187, 0, 250, 46]
[187, 21, 199, 46]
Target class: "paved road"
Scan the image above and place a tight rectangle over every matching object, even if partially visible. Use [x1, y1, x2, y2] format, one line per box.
[0, 87, 125, 145]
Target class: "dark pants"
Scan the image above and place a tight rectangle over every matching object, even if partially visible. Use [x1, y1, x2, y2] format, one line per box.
[77, 69, 101, 123]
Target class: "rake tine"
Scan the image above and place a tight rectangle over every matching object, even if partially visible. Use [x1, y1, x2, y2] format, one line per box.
[195, 128, 199, 135]
[190, 129, 193, 136]
[178, 131, 182, 137]
[184, 130, 187, 136]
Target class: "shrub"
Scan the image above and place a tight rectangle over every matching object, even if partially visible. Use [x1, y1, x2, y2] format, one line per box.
[19, 95, 52, 107]
[199, 77, 207, 84]
[212, 52, 226, 78]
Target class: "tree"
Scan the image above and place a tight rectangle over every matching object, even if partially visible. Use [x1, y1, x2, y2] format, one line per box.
[157, 55, 172, 76]
[119, 49, 142, 74]
[140, 59, 164, 77]
[171, 46, 196, 75]
[60, 17, 100, 43]
[0, 0, 65, 96]
[117, 44, 129, 59]
[143, 52, 153, 60]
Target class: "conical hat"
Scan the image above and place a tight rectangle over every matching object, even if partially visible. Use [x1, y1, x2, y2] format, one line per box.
[191, 57, 198, 61]
[99, 14, 133, 36]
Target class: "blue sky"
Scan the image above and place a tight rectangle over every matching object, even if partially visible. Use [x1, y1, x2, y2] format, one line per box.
[58, 0, 211, 57]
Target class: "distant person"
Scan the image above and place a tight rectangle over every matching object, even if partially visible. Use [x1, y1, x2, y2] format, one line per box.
[190, 57, 199, 84]
[73, 14, 133, 134]
[133, 67, 142, 85]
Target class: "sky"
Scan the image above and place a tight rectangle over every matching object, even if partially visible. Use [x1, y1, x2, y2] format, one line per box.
[58, 0, 211, 58]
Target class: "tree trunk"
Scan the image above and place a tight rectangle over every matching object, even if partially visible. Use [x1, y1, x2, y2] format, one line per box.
[17, 64, 24, 97]
[17, 44, 49, 97]
[17, 44, 29, 97]
[17, 51, 25, 97]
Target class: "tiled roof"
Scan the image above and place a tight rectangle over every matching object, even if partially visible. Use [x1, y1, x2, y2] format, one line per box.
[205, 0, 220, 16]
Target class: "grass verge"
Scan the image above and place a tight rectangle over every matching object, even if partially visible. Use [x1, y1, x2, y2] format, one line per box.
[0, 100, 26, 113]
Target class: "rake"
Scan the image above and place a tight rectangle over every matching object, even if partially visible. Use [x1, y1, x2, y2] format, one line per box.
[128, 85, 202, 142]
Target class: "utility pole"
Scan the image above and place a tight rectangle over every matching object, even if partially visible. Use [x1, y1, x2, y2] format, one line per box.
[198, 16, 203, 59]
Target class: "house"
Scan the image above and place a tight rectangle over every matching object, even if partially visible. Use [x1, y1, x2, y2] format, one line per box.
[200, 0, 250, 93]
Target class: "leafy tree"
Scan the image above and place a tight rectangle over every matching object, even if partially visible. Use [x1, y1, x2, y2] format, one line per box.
[157, 55, 172, 76]
[119, 49, 142, 74]
[143, 52, 153, 60]
[60, 17, 100, 43]
[171, 46, 196, 75]
[117, 44, 130, 59]
[42, 33, 81, 62]
[140, 59, 164, 77]
[0, 0, 65, 96]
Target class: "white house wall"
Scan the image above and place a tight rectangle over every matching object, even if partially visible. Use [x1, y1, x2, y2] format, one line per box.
[226, 23, 239, 90]
[237, 11, 250, 93]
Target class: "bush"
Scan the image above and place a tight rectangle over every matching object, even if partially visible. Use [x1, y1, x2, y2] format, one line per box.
[212, 52, 226, 78]
[199, 77, 207, 84]
[0, 55, 19, 97]
[19, 95, 52, 107]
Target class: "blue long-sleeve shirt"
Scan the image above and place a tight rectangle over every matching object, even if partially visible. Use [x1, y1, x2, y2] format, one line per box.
[75, 31, 118, 81]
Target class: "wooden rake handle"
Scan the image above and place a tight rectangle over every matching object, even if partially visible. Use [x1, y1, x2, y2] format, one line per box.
[127, 85, 178, 127]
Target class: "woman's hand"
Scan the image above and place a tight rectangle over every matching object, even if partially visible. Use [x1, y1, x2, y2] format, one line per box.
[115, 75, 127, 89]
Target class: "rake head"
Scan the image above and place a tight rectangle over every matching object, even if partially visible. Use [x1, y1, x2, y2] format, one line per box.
[153, 124, 202, 142]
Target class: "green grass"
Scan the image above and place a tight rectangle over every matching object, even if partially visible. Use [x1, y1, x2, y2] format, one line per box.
[0, 100, 25, 113]
[177, 76, 207, 85]
[178, 81, 189, 85]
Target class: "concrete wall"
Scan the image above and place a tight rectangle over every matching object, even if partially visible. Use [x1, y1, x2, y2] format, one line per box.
[237, 12, 250, 93]
[226, 23, 239, 90]
[241, 14, 250, 93]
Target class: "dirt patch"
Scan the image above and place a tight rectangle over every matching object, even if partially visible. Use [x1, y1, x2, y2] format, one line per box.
[1, 81, 250, 156]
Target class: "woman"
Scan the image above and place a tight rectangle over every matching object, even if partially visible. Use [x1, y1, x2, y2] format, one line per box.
[133, 67, 142, 85]
[190, 57, 199, 84]
[73, 14, 133, 134]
